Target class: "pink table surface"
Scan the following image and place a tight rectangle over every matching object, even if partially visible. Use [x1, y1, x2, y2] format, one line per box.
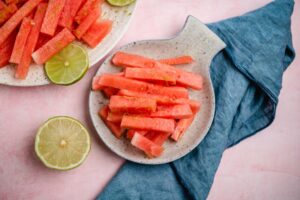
[1, 0, 299, 199]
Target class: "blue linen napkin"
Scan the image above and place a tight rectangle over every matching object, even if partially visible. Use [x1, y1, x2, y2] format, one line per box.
[97, 0, 295, 199]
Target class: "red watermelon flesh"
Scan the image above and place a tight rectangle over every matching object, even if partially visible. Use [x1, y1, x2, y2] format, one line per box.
[15, 2, 47, 79]
[0, 0, 5, 9]
[58, 0, 72, 28]
[0, 31, 16, 68]
[58, 0, 86, 29]
[171, 116, 195, 141]
[75, 0, 101, 24]
[73, 6, 100, 39]
[32, 28, 75, 64]
[0, 2, 17, 25]
[35, 33, 51, 50]
[35, 26, 64, 50]
[82, 19, 112, 48]
[99, 106, 123, 138]
[5, 0, 28, 4]
[145, 131, 171, 146]
[131, 133, 164, 157]
[127, 130, 147, 140]
[0, 0, 42, 45]
[70, 0, 86, 18]
[40, 0, 66, 36]
[9, 17, 32, 64]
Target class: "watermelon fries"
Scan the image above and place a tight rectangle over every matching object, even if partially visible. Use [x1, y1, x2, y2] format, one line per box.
[93, 52, 203, 158]
[0, 0, 112, 79]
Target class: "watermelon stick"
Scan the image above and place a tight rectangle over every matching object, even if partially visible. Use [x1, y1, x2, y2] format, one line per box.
[0, 31, 16, 68]
[159, 56, 194, 65]
[124, 67, 177, 84]
[150, 104, 193, 119]
[108, 95, 157, 114]
[131, 133, 164, 157]
[32, 28, 75, 64]
[0, 0, 42, 46]
[70, 0, 86, 19]
[97, 74, 189, 99]
[58, 0, 85, 28]
[74, 7, 100, 39]
[41, 0, 66, 36]
[0, 2, 17, 25]
[58, 0, 72, 28]
[9, 17, 32, 64]
[82, 19, 112, 48]
[99, 106, 123, 138]
[121, 116, 175, 133]
[171, 116, 195, 141]
[15, 3, 47, 79]
[75, 0, 101, 24]
[0, 0, 5, 9]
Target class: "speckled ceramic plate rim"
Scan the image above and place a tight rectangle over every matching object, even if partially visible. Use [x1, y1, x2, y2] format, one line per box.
[89, 16, 226, 164]
[0, 1, 137, 87]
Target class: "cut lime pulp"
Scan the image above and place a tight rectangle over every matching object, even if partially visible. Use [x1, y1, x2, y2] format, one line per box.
[35, 116, 91, 170]
[45, 44, 89, 85]
[107, 0, 135, 7]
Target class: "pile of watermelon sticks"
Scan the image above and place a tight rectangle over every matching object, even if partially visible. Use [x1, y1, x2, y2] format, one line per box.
[0, 0, 112, 79]
[93, 52, 203, 158]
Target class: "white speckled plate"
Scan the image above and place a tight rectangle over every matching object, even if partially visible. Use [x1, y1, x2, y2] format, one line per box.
[89, 16, 226, 164]
[0, 1, 137, 86]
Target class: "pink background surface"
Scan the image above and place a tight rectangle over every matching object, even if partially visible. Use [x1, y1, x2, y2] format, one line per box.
[0, 0, 299, 199]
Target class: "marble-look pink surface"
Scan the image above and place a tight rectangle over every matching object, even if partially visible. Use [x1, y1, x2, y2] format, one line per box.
[0, 0, 299, 199]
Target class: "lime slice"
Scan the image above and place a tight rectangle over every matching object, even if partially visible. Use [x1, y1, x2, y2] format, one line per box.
[45, 44, 89, 85]
[107, 0, 135, 7]
[35, 116, 91, 170]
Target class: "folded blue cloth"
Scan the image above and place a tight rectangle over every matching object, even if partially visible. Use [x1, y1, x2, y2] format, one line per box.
[97, 0, 295, 199]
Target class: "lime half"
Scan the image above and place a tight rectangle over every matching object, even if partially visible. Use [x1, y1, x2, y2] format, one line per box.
[35, 116, 91, 170]
[107, 0, 135, 7]
[45, 44, 89, 85]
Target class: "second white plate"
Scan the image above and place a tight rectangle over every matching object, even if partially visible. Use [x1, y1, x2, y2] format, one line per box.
[89, 16, 226, 164]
